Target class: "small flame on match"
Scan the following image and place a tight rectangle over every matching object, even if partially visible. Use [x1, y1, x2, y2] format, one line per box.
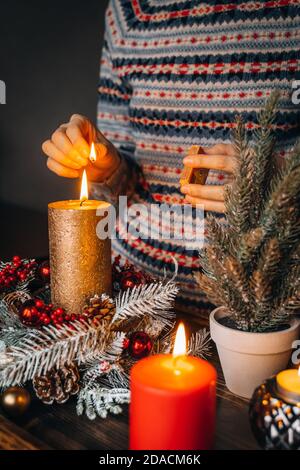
[80, 169, 88, 201]
[89, 142, 97, 163]
[173, 322, 186, 358]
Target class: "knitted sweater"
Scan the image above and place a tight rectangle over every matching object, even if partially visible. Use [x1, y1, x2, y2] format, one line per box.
[92, 0, 300, 316]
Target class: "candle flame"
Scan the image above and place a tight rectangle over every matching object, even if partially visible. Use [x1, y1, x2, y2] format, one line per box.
[80, 169, 88, 201]
[173, 322, 186, 358]
[89, 142, 97, 163]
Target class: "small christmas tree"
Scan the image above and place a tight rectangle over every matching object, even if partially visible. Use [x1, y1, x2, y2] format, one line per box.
[196, 92, 300, 332]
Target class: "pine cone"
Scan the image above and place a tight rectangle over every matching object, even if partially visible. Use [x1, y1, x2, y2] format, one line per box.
[33, 363, 80, 404]
[83, 294, 115, 324]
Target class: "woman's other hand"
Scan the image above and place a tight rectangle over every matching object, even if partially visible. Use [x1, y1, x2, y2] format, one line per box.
[180, 143, 236, 213]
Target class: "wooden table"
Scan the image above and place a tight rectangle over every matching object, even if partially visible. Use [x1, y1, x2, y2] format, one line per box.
[0, 203, 259, 450]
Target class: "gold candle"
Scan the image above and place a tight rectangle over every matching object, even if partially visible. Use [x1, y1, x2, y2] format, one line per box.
[48, 170, 112, 314]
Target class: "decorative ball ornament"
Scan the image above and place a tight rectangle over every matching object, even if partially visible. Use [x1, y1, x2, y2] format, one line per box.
[249, 377, 300, 450]
[1, 387, 31, 416]
[128, 332, 152, 359]
[38, 261, 51, 283]
[120, 271, 145, 290]
[112, 256, 152, 292]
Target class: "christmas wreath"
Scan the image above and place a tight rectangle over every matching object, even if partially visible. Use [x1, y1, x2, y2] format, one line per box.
[0, 256, 210, 419]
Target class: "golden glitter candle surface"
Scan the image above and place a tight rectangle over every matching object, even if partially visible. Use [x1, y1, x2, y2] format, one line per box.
[48, 200, 112, 314]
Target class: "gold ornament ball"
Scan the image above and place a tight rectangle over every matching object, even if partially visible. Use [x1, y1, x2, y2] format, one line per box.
[1, 387, 31, 416]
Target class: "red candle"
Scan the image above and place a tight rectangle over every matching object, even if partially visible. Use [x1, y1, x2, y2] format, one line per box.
[130, 323, 217, 450]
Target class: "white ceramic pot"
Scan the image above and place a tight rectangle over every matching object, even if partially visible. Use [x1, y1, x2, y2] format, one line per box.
[210, 307, 300, 399]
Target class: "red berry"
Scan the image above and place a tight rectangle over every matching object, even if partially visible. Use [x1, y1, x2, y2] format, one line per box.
[19, 272, 27, 281]
[71, 314, 77, 321]
[42, 316, 51, 325]
[65, 315, 71, 321]
[55, 307, 64, 316]
[35, 299, 44, 309]
[13, 256, 21, 263]
[50, 313, 56, 321]
[57, 316, 64, 323]
[49, 303, 53, 309]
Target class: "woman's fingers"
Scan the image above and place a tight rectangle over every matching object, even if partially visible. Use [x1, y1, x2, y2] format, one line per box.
[42, 140, 82, 170]
[184, 195, 226, 213]
[43, 114, 121, 182]
[67, 115, 91, 159]
[203, 143, 235, 156]
[181, 184, 225, 201]
[51, 128, 88, 166]
[46, 158, 80, 178]
[183, 154, 236, 173]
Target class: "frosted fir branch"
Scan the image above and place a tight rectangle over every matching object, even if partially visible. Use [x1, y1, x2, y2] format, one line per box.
[76, 385, 130, 420]
[0, 299, 34, 347]
[112, 281, 178, 325]
[96, 331, 125, 363]
[188, 329, 211, 358]
[143, 318, 174, 339]
[81, 332, 126, 389]
[0, 320, 110, 387]
[0, 300, 24, 330]
[154, 327, 211, 359]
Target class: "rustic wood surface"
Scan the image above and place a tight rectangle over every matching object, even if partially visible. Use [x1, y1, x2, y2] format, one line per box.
[0, 203, 259, 450]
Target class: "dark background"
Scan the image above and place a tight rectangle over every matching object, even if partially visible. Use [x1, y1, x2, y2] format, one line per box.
[0, 0, 108, 210]
[0, 0, 109, 258]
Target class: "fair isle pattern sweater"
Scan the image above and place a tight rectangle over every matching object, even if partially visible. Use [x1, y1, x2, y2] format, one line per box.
[93, 0, 300, 315]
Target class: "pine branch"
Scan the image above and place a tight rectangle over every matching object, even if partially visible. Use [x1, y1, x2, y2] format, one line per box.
[226, 115, 255, 234]
[0, 320, 110, 387]
[275, 263, 300, 314]
[238, 227, 264, 270]
[250, 239, 282, 329]
[0, 300, 33, 347]
[76, 385, 130, 420]
[251, 90, 280, 222]
[205, 216, 233, 255]
[188, 329, 211, 358]
[81, 332, 125, 390]
[261, 143, 300, 249]
[112, 281, 177, 325]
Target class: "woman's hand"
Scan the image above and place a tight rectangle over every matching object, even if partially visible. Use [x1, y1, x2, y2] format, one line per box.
[180, 143, 236, 213]
[42, 114, 120, 182]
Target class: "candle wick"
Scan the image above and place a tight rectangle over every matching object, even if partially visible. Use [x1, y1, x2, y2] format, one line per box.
[172, 355, 183, 375]
[80, 199, 87, 207]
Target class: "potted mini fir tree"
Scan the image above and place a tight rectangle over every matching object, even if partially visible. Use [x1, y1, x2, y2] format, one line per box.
[196, 92, 300, 398]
